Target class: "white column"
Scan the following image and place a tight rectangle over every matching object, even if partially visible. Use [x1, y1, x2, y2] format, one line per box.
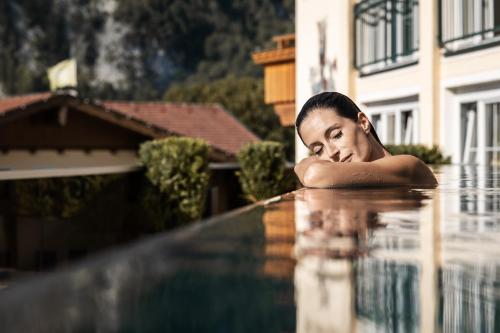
[419, 0, 441, 147]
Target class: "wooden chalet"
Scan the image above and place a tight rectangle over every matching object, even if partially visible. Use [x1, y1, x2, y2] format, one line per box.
[0, 91, 258, 176]
[0, 91, 259, 218]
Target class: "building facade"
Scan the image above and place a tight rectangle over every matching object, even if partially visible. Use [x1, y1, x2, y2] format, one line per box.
[296, 0, 500, 165]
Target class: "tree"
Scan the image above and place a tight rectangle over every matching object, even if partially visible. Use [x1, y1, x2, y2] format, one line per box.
[0, 0, 295, 102]
[114, 0, 294, 97]
[0, 0, 106, 95]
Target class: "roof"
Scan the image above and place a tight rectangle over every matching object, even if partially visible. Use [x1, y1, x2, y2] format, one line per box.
[0, 92, 259, 157]
[0, 92, 52, 114]
[102, 101, 259, 156]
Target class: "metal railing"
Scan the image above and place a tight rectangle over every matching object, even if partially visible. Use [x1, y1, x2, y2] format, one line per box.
[354, 0, 419, 74]
[439, 0, 500, 51]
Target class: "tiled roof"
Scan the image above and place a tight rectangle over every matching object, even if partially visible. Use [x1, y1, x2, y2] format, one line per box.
[0, 92, 259, 156]
[103, 101, 259, 156]
[0, 92, 52, 114]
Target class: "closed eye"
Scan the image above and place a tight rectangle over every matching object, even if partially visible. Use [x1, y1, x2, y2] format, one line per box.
[313, 147, 323, 156]
[332, 131, 343, 140]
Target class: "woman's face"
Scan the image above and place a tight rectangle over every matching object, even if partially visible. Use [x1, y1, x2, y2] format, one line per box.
[299, 108, 373, 162]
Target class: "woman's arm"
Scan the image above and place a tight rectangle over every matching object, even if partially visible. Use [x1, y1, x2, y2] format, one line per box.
[295, 155, 437, 188]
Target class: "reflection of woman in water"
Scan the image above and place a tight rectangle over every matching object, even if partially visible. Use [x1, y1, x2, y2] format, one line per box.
[294, 92, 437, 187]
[295, 187, 426, 259]
[293, 187, 426, 332]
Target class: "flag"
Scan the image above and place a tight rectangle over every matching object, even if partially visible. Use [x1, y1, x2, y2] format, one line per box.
[47, 59, 77, 91]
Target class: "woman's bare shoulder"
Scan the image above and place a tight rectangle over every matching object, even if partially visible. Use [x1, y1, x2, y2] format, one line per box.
[373, 154, 437, 185]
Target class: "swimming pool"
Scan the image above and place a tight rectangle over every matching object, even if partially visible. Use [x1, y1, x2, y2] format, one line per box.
[0, 165, 498, 332]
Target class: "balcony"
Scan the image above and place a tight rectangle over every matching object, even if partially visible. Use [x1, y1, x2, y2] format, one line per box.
[354, 0, 419, 76]
[439, 0, 500, 55]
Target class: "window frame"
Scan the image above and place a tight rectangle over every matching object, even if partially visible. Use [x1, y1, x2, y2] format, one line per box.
[365, 101, 419, 145]
[452, 89, 500, 165]
[354, 0, 420, 75]
[439, 0, 500, 55]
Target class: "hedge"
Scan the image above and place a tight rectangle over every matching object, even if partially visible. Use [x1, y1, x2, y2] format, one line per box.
[139, 137, 210, 227]
[236, 141, 295, 202]
[385, 144, 451, 164]
[14, 175, 114, 219]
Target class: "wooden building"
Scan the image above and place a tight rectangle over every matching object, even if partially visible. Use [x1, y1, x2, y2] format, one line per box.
[0, 92, 258, 172]
[252, 34, 296, 126]
[0, 91, 259, 214]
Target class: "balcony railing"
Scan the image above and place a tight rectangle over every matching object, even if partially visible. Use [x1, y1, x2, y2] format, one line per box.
[439, 0, 500, 53]
[354, 0, 419, 75]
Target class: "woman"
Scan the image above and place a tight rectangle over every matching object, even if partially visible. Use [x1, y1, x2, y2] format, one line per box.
[294, 92, 437, 187]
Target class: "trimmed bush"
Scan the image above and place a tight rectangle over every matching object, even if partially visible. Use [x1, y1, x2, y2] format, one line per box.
[139, 137, 210, 227]
[15, 175, 114, 219]
[236, 141, 294, 202]
[385, 144, 451, 164]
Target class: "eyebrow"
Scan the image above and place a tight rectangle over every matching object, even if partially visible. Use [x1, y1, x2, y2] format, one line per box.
[307, 124, 341, 150]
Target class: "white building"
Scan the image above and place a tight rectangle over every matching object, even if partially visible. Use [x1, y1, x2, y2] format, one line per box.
[296, 0, 500, 165]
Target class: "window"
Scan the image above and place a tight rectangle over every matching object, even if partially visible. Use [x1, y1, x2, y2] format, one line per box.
[485, 102, 500, 165]
[440, 0, 500, 53]
[367, 103, 418, 145]
[461, 100, 500, 165]
[371, 114, 383, 135]
[354, 0, 419, 75]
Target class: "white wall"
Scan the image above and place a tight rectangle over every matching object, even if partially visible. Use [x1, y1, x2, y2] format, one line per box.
[295, 0, 354, 162]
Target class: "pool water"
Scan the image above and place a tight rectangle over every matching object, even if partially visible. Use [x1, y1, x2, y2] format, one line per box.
[0, 165, 499, 332]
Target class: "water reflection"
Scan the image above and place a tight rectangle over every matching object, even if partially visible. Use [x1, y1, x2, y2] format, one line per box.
[294, 188, 427, 333]
[437, 166, 500, 333]
[0, 166, 499, 333]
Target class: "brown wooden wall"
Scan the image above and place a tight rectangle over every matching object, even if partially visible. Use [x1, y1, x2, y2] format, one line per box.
[264, 62, 296, 105]
[0, 107, 149, 150]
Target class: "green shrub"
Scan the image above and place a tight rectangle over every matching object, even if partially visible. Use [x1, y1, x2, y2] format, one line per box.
[139, 137, 210, 227]
[15, 175, 114, 219]
[385, 144, 451, 164]
[236, 141, 294, 202]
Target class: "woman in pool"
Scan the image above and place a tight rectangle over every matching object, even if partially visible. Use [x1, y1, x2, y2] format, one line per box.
[294, 92, 437, 187]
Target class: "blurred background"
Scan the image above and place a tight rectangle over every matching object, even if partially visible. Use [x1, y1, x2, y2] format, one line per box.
[0, 0, 295, 158]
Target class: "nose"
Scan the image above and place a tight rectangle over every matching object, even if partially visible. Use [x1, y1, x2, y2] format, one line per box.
[324, 143, 340, 162]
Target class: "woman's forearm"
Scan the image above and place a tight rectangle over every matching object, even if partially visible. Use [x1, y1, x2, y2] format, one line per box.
[303, 162, 341, 188]
[302, 158, 415, 188]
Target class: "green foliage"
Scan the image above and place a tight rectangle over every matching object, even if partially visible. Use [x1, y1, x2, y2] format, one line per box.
[236, 141, 293, 202]
[0, 0, 105, 96]
[0, 1, 294, 99]
[115, 0, 294, 92]
[139, 137, 210, 227]
[165, 76, 295, 161]
[14, 175, 114, 219]
[385, 144, 451, 164]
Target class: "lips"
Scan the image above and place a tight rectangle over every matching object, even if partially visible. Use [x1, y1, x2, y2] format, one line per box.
[340, 154, 352, 163]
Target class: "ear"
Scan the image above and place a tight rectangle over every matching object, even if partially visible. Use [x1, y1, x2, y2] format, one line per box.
[357, 112, 371, 134]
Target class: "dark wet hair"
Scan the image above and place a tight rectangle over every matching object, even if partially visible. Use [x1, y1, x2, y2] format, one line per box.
[295, 91, 384, 147]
